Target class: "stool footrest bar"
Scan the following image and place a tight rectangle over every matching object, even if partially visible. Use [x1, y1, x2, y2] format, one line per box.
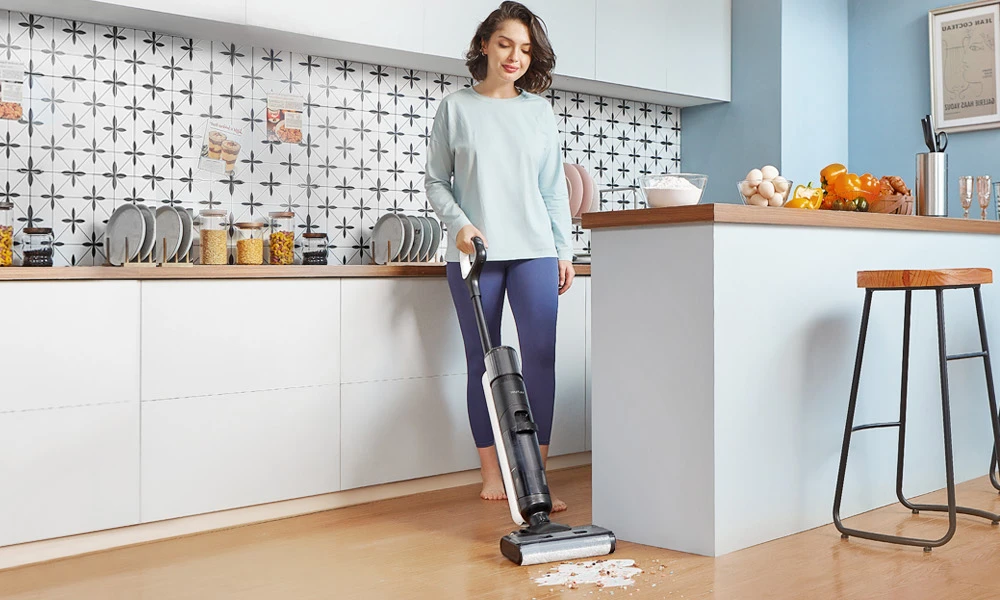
[852, 421, 900, 432]
[946, 351, 988, 361]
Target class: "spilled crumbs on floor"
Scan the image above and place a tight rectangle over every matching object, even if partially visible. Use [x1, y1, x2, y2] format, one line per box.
[532, 558, 709, 596]
[533, 559, 643, 589]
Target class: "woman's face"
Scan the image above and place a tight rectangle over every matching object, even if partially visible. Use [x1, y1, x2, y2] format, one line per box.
[482, 19, 532, 84]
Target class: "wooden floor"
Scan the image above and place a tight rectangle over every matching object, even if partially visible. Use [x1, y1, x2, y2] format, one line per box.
[2, 467, 1000, 599]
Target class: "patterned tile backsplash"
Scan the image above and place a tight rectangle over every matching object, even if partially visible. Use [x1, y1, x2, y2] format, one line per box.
[0, 11, 681, 266]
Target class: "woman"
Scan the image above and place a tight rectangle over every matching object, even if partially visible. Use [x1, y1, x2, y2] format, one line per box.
[425, 1, 574, 511]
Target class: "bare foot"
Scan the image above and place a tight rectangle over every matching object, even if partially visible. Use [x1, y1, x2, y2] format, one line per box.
[481, 478, 507, 501]
[551, 495, 567, 512]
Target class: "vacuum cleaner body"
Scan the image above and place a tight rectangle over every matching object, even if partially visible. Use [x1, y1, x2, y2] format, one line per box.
[461, 237, 616, 566]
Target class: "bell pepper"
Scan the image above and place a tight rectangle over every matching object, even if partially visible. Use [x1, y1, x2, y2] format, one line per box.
[832, 173, 864, 202]
[787, 182, 823, 209]
[820, 163, 847, 188]
[859, 173, 880, 201]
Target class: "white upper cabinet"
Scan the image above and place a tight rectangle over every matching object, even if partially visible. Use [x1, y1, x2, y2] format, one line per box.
[96, 0, 247, 24]
[423, 0, 498, 60]
[663, 0, 731, 101]
[529, 0, 597, 80]
[595, 0, 668, 92]
[247, 0, 424, 54]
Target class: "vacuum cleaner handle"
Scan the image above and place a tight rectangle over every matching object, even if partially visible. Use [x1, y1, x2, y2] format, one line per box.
[459, 236, 493, 356]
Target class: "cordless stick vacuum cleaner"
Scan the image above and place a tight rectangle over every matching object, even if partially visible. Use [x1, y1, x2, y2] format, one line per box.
[460, 236, 616, 566]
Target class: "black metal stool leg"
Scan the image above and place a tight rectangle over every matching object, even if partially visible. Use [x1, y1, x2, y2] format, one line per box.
[833, 289, 873, 536]
[931, 288, 959, 550]
[895, 291, 917, 513]
[973, 285, 1000, 494]
[897, 288, 1000, 526]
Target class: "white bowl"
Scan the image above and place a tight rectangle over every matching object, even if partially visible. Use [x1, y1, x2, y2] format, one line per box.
[639, 174, 708, 207]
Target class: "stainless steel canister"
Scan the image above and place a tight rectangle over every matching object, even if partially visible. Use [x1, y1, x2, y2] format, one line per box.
[915, 152, 947, 217]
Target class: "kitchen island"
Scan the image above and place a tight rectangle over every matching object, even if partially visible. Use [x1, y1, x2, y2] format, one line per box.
[582, 204, 1000, 556]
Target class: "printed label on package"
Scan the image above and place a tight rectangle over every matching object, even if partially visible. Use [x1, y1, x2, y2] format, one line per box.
[266, 93, 304, 144]
[0, 61, 25, 121]
[198, 119, 246, 176]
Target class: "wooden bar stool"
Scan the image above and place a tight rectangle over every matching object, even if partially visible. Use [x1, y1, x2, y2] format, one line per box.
[832, 268, 1000, 551]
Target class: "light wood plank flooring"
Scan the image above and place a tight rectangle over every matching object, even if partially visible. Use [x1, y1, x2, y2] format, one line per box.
[2, 466, 999, 599]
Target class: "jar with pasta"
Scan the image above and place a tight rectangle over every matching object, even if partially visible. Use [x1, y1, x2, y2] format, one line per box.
[0, 202, 12, 267]
[198, 209, 229, 265]
[234, 222, 265, 265]
[268, 211, 295, 265]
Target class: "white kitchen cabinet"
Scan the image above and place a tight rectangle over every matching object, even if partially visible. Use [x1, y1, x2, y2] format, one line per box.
[2, 281, 139, 414]
[0, 403, 140, 546]
[141, 280, 340, 401]
[585, 277, 592, 451]
[95, 0, 247, 24]
[663, 0, 731, 101]
[532, 0, 597, 80]
[141, 385, 340, 522]
[595, 0, 668, 92]
[500, 280, 587, 457]
[340, 374, 477, 489]
[247, 0, 424, 55]
[423, 0, 499, 60]
[340, 279, 466, 384]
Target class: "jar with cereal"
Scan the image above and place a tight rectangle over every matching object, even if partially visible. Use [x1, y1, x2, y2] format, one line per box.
[198, 209, 229, 265]
[234, 222, 265, 265]
[268, 211, 295, 265]
[0, 202, 12, 267]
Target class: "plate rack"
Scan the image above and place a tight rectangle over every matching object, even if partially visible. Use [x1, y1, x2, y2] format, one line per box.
[104, 237, 194, 268]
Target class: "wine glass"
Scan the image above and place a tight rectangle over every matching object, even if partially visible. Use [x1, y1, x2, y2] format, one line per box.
[977, 175, 992, 220]
[959, 176, 974, 219]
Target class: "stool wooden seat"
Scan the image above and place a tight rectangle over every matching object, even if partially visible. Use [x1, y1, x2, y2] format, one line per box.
[857, 268, 992, 289]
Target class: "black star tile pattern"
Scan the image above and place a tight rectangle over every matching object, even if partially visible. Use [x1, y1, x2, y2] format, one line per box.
[0, 10, 680, 266]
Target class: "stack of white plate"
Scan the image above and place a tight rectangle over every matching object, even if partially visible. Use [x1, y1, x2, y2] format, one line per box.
[105, 203, 194, 266]
[371, 213, 443, 265]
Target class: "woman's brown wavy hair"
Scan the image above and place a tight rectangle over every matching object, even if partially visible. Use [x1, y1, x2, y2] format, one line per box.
[465, 1, 556, 94]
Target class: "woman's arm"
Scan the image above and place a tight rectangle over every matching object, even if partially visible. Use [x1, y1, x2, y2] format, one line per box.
[425, 102, 473, 236]
[537, 107, 574, 263]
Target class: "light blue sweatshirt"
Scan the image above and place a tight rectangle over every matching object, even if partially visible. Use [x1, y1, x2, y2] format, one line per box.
[425, 86, 573, 263]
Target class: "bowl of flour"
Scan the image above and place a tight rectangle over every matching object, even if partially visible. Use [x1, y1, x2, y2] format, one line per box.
[639, 174, 708, 207]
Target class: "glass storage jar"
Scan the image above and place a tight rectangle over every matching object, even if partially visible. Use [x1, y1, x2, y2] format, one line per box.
[0, 202, 12, 267]
[235, 222, 265, 265]
[302, 232, 329, 265]
[268, 211, 295, 265]
[22, 227, 53, 267]
[198, 209, 229, 265]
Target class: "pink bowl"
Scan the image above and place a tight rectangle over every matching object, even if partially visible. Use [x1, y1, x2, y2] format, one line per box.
[564, 163, 583, 217]
[573, 164, 594, 217]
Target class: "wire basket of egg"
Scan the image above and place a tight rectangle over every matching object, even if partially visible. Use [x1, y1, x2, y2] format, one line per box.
[738, 166, 792, 207]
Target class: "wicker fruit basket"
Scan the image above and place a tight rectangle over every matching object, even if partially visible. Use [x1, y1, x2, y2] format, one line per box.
[869, 194, 914, 215]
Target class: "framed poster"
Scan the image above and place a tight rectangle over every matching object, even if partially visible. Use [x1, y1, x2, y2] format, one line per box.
[930, 1, 1000, 132]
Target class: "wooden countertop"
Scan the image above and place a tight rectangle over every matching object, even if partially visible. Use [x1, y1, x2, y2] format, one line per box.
[581, 203, 1000, 234]
[0, 263, 591, 281]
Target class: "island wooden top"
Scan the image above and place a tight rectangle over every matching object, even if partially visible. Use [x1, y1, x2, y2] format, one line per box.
[0, 263, 591, 281]
[581, 203, 1000, 234]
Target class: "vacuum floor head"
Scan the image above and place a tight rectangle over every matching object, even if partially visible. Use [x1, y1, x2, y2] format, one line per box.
[501, 525, 616, 566]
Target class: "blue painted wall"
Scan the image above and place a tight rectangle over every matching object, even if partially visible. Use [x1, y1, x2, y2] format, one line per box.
[682, 0, 782, 203]
[781, 0, 849, 189]
[849, 0, 1000, 218]
[683, 0, 849, 202]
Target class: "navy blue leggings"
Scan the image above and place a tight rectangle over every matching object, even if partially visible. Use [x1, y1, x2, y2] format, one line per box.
[446, 257, 559, 448]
